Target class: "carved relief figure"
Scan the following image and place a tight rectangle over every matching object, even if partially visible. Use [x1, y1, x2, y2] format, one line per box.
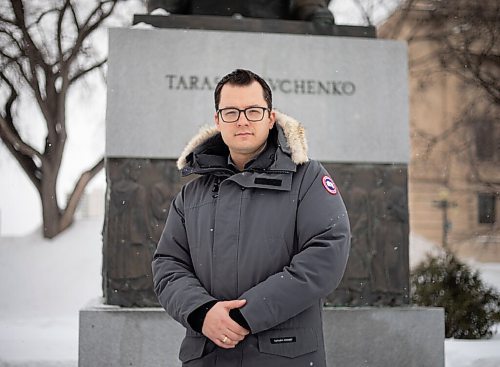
[108, 161, 151, 280]
[333, 169, 373, 306]
[370, 171, 408, 301]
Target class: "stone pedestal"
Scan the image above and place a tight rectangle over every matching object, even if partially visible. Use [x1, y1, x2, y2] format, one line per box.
[103, 22, 410, 308]
[79, 300, 444, 367]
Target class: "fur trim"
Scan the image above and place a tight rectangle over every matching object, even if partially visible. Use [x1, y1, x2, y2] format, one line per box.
[274, 111, 308, 165]
[176, 110, 308, 170]
[176, 125, 218, 170]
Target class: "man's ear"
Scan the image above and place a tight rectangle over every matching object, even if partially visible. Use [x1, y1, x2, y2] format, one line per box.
[268, 109, 276, 129]
[214, 112, 221, 131]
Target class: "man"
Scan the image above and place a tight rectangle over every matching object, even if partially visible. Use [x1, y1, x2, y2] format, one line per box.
[152, 69, 350, 366]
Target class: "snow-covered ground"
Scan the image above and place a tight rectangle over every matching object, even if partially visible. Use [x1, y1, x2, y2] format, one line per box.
[0, 218, 102, 367]
[0, 218, 499, 366]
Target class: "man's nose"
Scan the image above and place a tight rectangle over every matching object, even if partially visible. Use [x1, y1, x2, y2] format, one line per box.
[236, 113, 250, 126]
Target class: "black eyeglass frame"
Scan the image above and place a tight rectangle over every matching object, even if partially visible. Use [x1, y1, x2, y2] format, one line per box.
[217, 107, 271, 123]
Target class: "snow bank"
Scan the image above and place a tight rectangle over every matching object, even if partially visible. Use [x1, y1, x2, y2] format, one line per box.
[0, 218, 102, 366]
[1, 221, 499, 367]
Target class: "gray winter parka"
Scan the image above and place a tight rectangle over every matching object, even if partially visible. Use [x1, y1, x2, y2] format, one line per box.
[152, 111, 351, 367]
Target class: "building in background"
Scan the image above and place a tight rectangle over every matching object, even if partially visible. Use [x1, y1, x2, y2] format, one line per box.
[379, 0, 500, 261]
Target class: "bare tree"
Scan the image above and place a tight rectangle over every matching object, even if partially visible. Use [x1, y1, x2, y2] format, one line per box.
[381, 0, 500, 105]
[379, 0, 500, 189]
[0, 0, 123, 238]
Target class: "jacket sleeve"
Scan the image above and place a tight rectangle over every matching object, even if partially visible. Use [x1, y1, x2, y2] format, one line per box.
[152, 187, 217, 330]
[239, 161, 351, 334]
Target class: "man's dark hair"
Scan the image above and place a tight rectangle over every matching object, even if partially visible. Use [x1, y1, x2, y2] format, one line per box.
[214, 69, 272, 111]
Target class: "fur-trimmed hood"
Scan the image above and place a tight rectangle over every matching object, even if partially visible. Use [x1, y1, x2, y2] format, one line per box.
[177, 111, 308, 170]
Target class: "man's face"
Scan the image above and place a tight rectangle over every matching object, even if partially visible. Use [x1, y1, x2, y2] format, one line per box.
[215, 81, 275, 159]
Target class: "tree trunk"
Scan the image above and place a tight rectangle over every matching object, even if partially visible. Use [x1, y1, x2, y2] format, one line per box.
[40, 166, 62, 239]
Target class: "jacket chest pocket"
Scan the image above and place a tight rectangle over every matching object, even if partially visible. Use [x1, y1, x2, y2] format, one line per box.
[184, 199, 217, 276]
[257, 327, 319, 358]
[239, 190, 295, 239]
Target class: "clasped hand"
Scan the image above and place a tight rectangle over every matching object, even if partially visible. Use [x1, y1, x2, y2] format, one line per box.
[201, 299, 250, 349]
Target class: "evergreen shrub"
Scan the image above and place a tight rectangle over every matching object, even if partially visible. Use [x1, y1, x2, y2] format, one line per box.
[411, 252, 500, 339]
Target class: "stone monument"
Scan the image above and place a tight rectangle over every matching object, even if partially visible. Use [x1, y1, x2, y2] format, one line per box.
[101, 21, 407, 309]
[79, 5, 444, 367]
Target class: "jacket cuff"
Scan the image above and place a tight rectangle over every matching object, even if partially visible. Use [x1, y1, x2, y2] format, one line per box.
[187, 300, 218, 333]
[229, 308, 251, 331]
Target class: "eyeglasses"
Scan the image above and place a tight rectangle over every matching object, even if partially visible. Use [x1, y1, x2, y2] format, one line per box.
[217, 107, 270, 123]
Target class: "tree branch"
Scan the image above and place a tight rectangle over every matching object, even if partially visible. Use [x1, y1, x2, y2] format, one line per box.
[57, 0, 72, 61]
[68, 1, 81, 33]
[69, 57, 107, 85]
[465, 141, 500, 191]
[0, 28, 33, 86]
[352, 0, 374, 25]
[64, 0, 116, 66]
[0, 71, 42, 190]
[29, 8, 60, 30]
[0, 114, 43, 162]
[0, 72, 42, 160]
[0, 13, 16, 26]
[0, 23, 24, 54]
[9, 0, 53, 123]
[10, 0, 50, 75]
[59, 157, 105, 231]
[0, 123, 42, 191]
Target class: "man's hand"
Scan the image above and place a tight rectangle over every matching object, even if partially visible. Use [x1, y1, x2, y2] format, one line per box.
[202, 299, 250, 349]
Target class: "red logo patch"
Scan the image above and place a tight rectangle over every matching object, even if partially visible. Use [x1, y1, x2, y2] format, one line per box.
[322, 176, 337, 195]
